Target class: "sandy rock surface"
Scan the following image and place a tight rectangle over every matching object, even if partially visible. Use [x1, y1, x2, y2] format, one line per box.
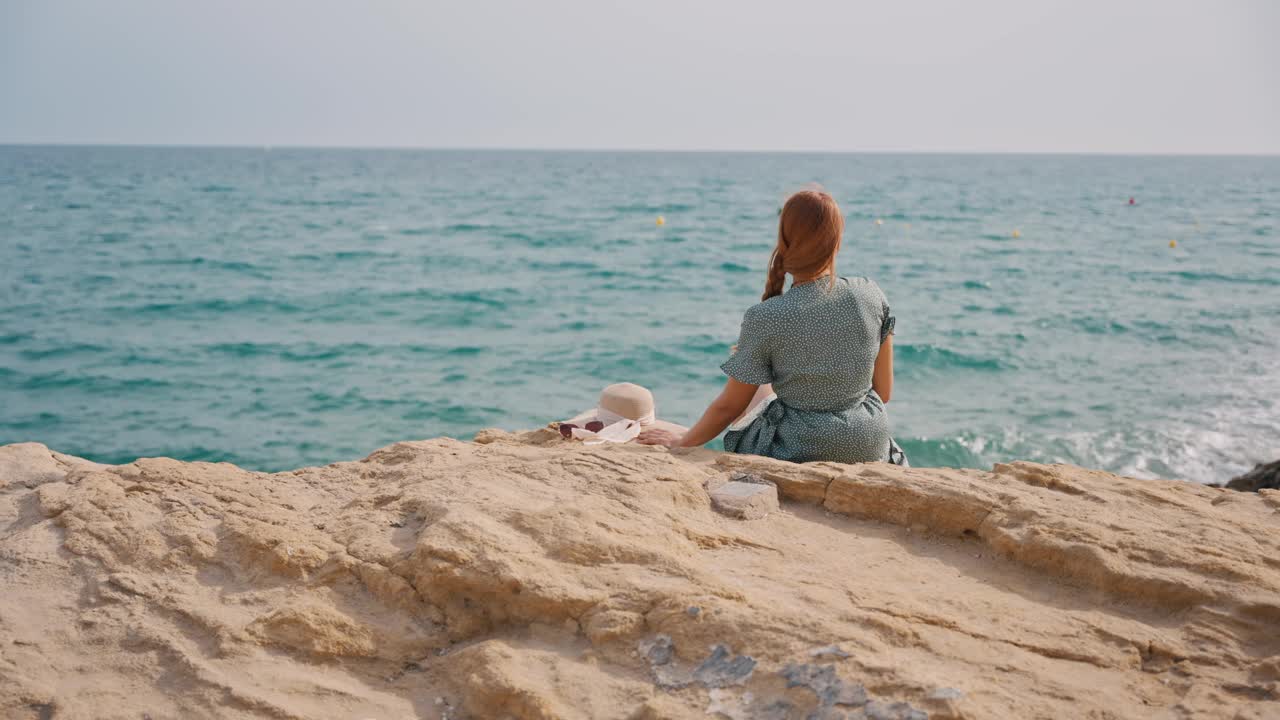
[1, 431, 1278, 719]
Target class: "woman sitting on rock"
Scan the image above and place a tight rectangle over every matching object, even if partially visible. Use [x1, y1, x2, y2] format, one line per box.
[638, 189, 904, 465]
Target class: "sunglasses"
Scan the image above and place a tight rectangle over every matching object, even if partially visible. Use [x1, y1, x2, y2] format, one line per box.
[560, 420, 605, 439]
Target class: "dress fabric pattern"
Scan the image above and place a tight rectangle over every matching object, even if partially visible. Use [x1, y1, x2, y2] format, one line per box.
[721, 276, 895, 464]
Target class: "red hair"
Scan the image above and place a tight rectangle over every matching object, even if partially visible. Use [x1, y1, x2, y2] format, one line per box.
[763, 189, 843, 300]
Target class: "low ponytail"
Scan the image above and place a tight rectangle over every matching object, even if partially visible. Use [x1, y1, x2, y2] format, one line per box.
[762, 189, 843, 301]
[762, 237, 788, 300]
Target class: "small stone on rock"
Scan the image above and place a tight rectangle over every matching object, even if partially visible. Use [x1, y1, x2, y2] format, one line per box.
[710, 481, 780, 520]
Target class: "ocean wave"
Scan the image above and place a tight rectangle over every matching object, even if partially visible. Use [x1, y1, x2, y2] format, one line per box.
[1130, 269, 1279, 287]
[678, 335, 733, 357]
[285, 250, 396, 263]
[122, 297, 304, 316]
[896, 436, 987, 468]
[18, 343, 111, 360]
[17, 371, 180, 393]
[0, 332, 33, 346]
[128, 257, 269, 277]
[1071, 317, 1130, 335]
[88, 445, 262, 469]
[612, 202, 695, 214]
[526, 260, 599, 272]
[899, 421, 1272, 486]
[303, 388, 503, 426]
[335, 250, 392, 260]
[270, 197, 361, 208]
[436, 290, 510, 308]
[895, 343, 1008, 372]
[557, 320, 604, 331]
[506, 232, 593, 248]
[205, 342, 380, 362]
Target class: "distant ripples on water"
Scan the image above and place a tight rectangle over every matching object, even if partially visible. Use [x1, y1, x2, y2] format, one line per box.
[2, 146, 1278, 483]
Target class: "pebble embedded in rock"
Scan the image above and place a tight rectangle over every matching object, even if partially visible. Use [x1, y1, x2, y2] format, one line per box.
[638, 634, 674, 666]
[780, 663, 868, 708]
[928, 687, 963, 701]
[864, 700, 927, 720]
[692, 644, 756, 687]
[729, 471, 773, 486]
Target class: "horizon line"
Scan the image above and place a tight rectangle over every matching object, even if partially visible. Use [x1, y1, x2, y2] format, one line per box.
[2, 141, 1278, 159]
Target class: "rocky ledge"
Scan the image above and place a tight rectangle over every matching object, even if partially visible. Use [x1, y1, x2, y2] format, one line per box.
[1, 430, 1278, 719]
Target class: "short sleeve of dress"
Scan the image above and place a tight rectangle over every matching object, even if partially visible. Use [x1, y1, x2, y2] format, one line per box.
[720, 307, 773, 385]
[878, 285, 896, 343]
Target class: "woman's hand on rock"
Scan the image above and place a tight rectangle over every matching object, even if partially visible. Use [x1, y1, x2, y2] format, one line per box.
[637, 428, 683, 448]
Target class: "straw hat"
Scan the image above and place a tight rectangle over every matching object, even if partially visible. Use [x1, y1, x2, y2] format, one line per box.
[562, 383, 686, 443]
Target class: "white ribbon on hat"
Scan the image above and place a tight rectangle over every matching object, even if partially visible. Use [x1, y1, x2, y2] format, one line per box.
[595, 407, 656, 427]
[572, 419, 643, 445]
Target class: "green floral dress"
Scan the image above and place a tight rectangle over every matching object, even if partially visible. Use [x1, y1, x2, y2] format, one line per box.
[721, 275, 896, 464]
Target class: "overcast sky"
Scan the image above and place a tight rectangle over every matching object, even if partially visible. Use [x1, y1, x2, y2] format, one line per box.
[2, 0, 1277, 154]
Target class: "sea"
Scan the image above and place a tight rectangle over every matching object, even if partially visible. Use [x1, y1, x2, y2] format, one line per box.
[2, 146, 1277, 484]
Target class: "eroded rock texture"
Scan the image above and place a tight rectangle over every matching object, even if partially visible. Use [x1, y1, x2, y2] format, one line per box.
[1, 432, 1278, 719]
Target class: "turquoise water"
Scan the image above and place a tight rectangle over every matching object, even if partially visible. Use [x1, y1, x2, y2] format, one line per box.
[2, 146, 1278, 483]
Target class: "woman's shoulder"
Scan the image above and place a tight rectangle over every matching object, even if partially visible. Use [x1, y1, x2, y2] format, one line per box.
[736, 292, 797, 338]
[837, 275, 888, 301]
[742, 294, 785, 323]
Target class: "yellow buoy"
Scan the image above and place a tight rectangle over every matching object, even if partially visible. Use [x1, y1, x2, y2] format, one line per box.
[875, 218, 883, 226]
[1169, 239, 1177, 248]
[1012, 229, 1021, 238]
[655, 215, 665, 226]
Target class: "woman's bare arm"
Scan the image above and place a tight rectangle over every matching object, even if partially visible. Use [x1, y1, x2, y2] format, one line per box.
[872, 334, 893, 403]
[638, 377, 758, 448]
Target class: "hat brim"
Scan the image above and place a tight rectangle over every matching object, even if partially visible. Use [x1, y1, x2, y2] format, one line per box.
[563, 408, 687, 438]
[646, 419, 689, 435]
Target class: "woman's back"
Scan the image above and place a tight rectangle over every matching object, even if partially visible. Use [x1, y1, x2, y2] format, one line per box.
[637, 188, 897, 466]
[747, 276, 890, 410]
[722, 275, 894, 463]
